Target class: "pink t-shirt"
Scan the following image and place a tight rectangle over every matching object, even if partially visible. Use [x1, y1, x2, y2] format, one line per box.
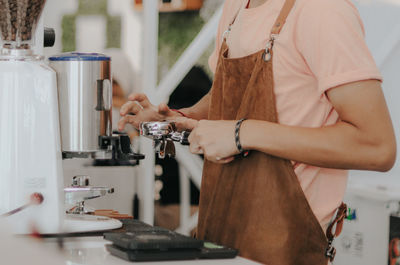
[209, 0, 382, 228]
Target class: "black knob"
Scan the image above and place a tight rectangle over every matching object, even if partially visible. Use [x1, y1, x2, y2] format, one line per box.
[44, 27, 55, 47]
[120, 134, 133, 154]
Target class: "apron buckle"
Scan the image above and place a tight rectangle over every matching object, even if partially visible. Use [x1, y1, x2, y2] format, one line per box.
[262, 50, 272, 62]
[222, 25, 232, 41]
[263, 35, 276, 62]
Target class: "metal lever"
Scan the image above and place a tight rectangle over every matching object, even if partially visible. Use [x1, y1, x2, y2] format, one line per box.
[1, 193, 44, 217]
[170, 131, 190, 145]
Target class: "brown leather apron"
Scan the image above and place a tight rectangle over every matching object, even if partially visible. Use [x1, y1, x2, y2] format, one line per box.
[196, 0, 346, 264]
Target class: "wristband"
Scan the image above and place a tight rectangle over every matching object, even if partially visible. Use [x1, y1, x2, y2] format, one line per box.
[235, 118, 249, 157]
[171, 109, 187, 118]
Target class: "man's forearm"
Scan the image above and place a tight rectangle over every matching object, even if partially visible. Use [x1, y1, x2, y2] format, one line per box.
[240, 120, 396, 172]
[180, 93, 210, 120]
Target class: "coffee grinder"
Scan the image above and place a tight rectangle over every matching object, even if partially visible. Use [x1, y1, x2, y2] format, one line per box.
[0, 0, 64, 234]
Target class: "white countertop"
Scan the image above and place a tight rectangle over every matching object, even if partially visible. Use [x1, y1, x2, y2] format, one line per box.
[42, 236, 261, 265]
[0, 219, 259, 265]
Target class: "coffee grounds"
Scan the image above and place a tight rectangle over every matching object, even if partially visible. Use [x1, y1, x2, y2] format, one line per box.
[0, 0, 46, 45]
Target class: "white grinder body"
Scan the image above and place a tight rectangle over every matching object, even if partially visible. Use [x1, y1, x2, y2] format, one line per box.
[0, 58, 64, 234]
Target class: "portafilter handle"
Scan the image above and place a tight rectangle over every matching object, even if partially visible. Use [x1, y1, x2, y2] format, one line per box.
[140, 121, 191, 159]
[140, 121, 190, 145]
[170, 131, 190, 145]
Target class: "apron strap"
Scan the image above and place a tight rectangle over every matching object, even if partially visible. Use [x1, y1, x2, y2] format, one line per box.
[222, 1, 248, 41]
[225, 0, 297, 40]
[270, 0, 296, 35]
[263, 0, 297, 61]
[325, 202, 348, 262]
[225, 0, 297, 57]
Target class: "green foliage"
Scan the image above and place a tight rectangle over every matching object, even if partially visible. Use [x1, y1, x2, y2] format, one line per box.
[158, 12, 205, 78]
[78, 0, 108, 15]
[106, 16, 122, 49]
[60, 2, 211, 78]
[61, 15, 76, 52]
[61, 0, 122, 51]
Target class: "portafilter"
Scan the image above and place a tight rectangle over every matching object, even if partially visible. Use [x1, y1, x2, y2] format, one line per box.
[140, 121, 190, 159]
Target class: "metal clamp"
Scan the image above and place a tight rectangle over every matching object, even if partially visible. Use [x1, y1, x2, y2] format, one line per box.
[325, 240, 337, 262]
[262, 35, 277, 62]
[222, 25, 232, 41]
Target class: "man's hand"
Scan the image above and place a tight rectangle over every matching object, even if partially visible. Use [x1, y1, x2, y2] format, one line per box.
[118, 93, 180, 131]
[167, 116, 198, 132]
[188, 120, 239, 164]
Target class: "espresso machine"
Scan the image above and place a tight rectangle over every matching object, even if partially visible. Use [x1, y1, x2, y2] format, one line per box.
[49, 52, 144, 233]
[0, 0, 143, 234]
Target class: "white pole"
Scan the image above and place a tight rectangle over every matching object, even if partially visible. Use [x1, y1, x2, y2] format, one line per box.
[143, 0, 159, 101]
[153, 6, 223, 105]
[175, 145, 203, 189]
[178, 165, 190, 235]
[139, 0, 159, 225]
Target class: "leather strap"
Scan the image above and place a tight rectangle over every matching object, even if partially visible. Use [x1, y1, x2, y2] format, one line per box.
[226, 0, 296, 41]
[325, 202, 347, 262]
[270, 0, 296, 35]
[326, 202, 347, 240]
[262, 0, 297, 62]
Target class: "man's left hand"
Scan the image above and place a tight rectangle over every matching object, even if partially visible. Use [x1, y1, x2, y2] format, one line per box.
[188, 120, 239, 164]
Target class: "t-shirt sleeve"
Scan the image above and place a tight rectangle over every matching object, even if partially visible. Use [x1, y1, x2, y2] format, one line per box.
[295, 0, 382, 93]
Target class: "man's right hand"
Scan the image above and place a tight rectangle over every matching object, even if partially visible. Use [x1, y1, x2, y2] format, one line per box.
[118, 93, 180, 131]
